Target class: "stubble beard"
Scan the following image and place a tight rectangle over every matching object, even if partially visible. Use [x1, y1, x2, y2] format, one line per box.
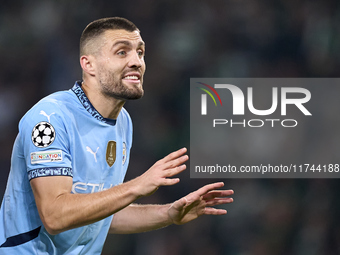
[99, 69, 144, 100]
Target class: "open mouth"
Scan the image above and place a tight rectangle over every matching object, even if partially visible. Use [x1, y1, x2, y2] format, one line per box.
[122, 72, 141, 84]
[123, 75, 140, 80]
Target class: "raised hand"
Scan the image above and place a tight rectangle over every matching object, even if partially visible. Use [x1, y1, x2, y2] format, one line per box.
[134, 148, 189, 197]
[168, 182, 234, 225]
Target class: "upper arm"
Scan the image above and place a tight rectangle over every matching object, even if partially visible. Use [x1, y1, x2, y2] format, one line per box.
[21, 101, 73, 180]
[20, 101, 73, 226]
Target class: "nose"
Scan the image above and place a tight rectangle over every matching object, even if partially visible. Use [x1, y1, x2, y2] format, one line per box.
[128, 51, 143, 69]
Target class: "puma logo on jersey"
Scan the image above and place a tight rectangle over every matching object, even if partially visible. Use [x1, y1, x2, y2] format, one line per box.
[40, 110, 55, 123]
[86, 146, 99, 162]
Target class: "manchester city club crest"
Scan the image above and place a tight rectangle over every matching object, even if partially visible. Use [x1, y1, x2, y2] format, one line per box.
[106, 141, 116, 167]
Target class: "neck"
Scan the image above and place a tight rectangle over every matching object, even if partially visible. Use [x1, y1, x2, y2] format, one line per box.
[81, 81, 125, 119]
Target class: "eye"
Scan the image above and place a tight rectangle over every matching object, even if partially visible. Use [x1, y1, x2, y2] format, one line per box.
[117, 51, 126, 56]
[137, 50, 145, 57]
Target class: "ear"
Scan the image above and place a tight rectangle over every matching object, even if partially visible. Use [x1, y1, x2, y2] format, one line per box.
[80, 55, 96, 76]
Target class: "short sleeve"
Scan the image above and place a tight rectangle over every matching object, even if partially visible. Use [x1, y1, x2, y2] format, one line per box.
[19, 100, 73, 181]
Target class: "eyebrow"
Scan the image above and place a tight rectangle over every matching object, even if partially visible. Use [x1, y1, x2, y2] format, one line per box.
[111, 40, 145, 50]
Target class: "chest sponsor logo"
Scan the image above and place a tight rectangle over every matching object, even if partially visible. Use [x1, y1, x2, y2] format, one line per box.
[72, 182, 114, 194]
[31, 150, 63, 164]
[106, 141, 116, 167]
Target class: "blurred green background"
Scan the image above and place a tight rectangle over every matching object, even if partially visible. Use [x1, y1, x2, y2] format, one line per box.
[1, 0, 340, 254]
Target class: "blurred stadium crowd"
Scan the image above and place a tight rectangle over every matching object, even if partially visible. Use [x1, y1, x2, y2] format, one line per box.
[1, 0, 340, 254]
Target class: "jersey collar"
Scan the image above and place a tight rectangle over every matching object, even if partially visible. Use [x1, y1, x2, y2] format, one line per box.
[71, 81, 117, 125]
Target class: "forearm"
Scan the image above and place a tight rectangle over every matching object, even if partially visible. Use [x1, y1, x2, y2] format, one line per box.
[32, 177, 142, 235]
[109, 203, 173, 234]
[31, 148, 188, 235]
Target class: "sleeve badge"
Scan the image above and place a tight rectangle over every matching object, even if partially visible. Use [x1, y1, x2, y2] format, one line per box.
[31, 121, 56, 148]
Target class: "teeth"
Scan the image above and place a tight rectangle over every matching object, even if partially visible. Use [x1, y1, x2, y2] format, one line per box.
[124, 75, 139, 80]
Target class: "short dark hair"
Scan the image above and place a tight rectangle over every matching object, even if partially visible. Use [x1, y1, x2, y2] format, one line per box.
[80, 17, 139, 56]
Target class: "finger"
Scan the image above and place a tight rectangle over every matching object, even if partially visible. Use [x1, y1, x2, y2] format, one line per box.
[159, 148, 187, 164]
[163, 164, 187, 178]
[203, 207, 227, 215]
[194, 182, 225, 197]
[161, 177, 181, 186]
[202, 190, 234, 200]
[163, 155, 189, 170]
[205, 197, 234, 206]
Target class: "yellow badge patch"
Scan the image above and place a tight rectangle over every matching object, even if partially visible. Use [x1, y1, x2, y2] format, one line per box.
[106, 141, 116, 167]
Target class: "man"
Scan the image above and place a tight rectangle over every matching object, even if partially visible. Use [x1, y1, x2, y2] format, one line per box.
[0, 17, 234, 254]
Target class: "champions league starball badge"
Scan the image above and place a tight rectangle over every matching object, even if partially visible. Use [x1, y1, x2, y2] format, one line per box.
[31, 121, 56, 148]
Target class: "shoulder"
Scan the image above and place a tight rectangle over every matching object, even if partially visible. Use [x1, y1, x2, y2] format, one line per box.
[19, 90, 74, 130]
[120, 107, 131, 120]
[118, 107, 133, 127]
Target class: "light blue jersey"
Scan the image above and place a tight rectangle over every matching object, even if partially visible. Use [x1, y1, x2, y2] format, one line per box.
[0, 81, 132, 254]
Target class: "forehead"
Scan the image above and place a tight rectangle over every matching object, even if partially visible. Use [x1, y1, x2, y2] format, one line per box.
[103, 29, 144, 47]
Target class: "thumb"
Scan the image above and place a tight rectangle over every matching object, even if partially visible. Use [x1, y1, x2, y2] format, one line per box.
[171, 197, 188, 211]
